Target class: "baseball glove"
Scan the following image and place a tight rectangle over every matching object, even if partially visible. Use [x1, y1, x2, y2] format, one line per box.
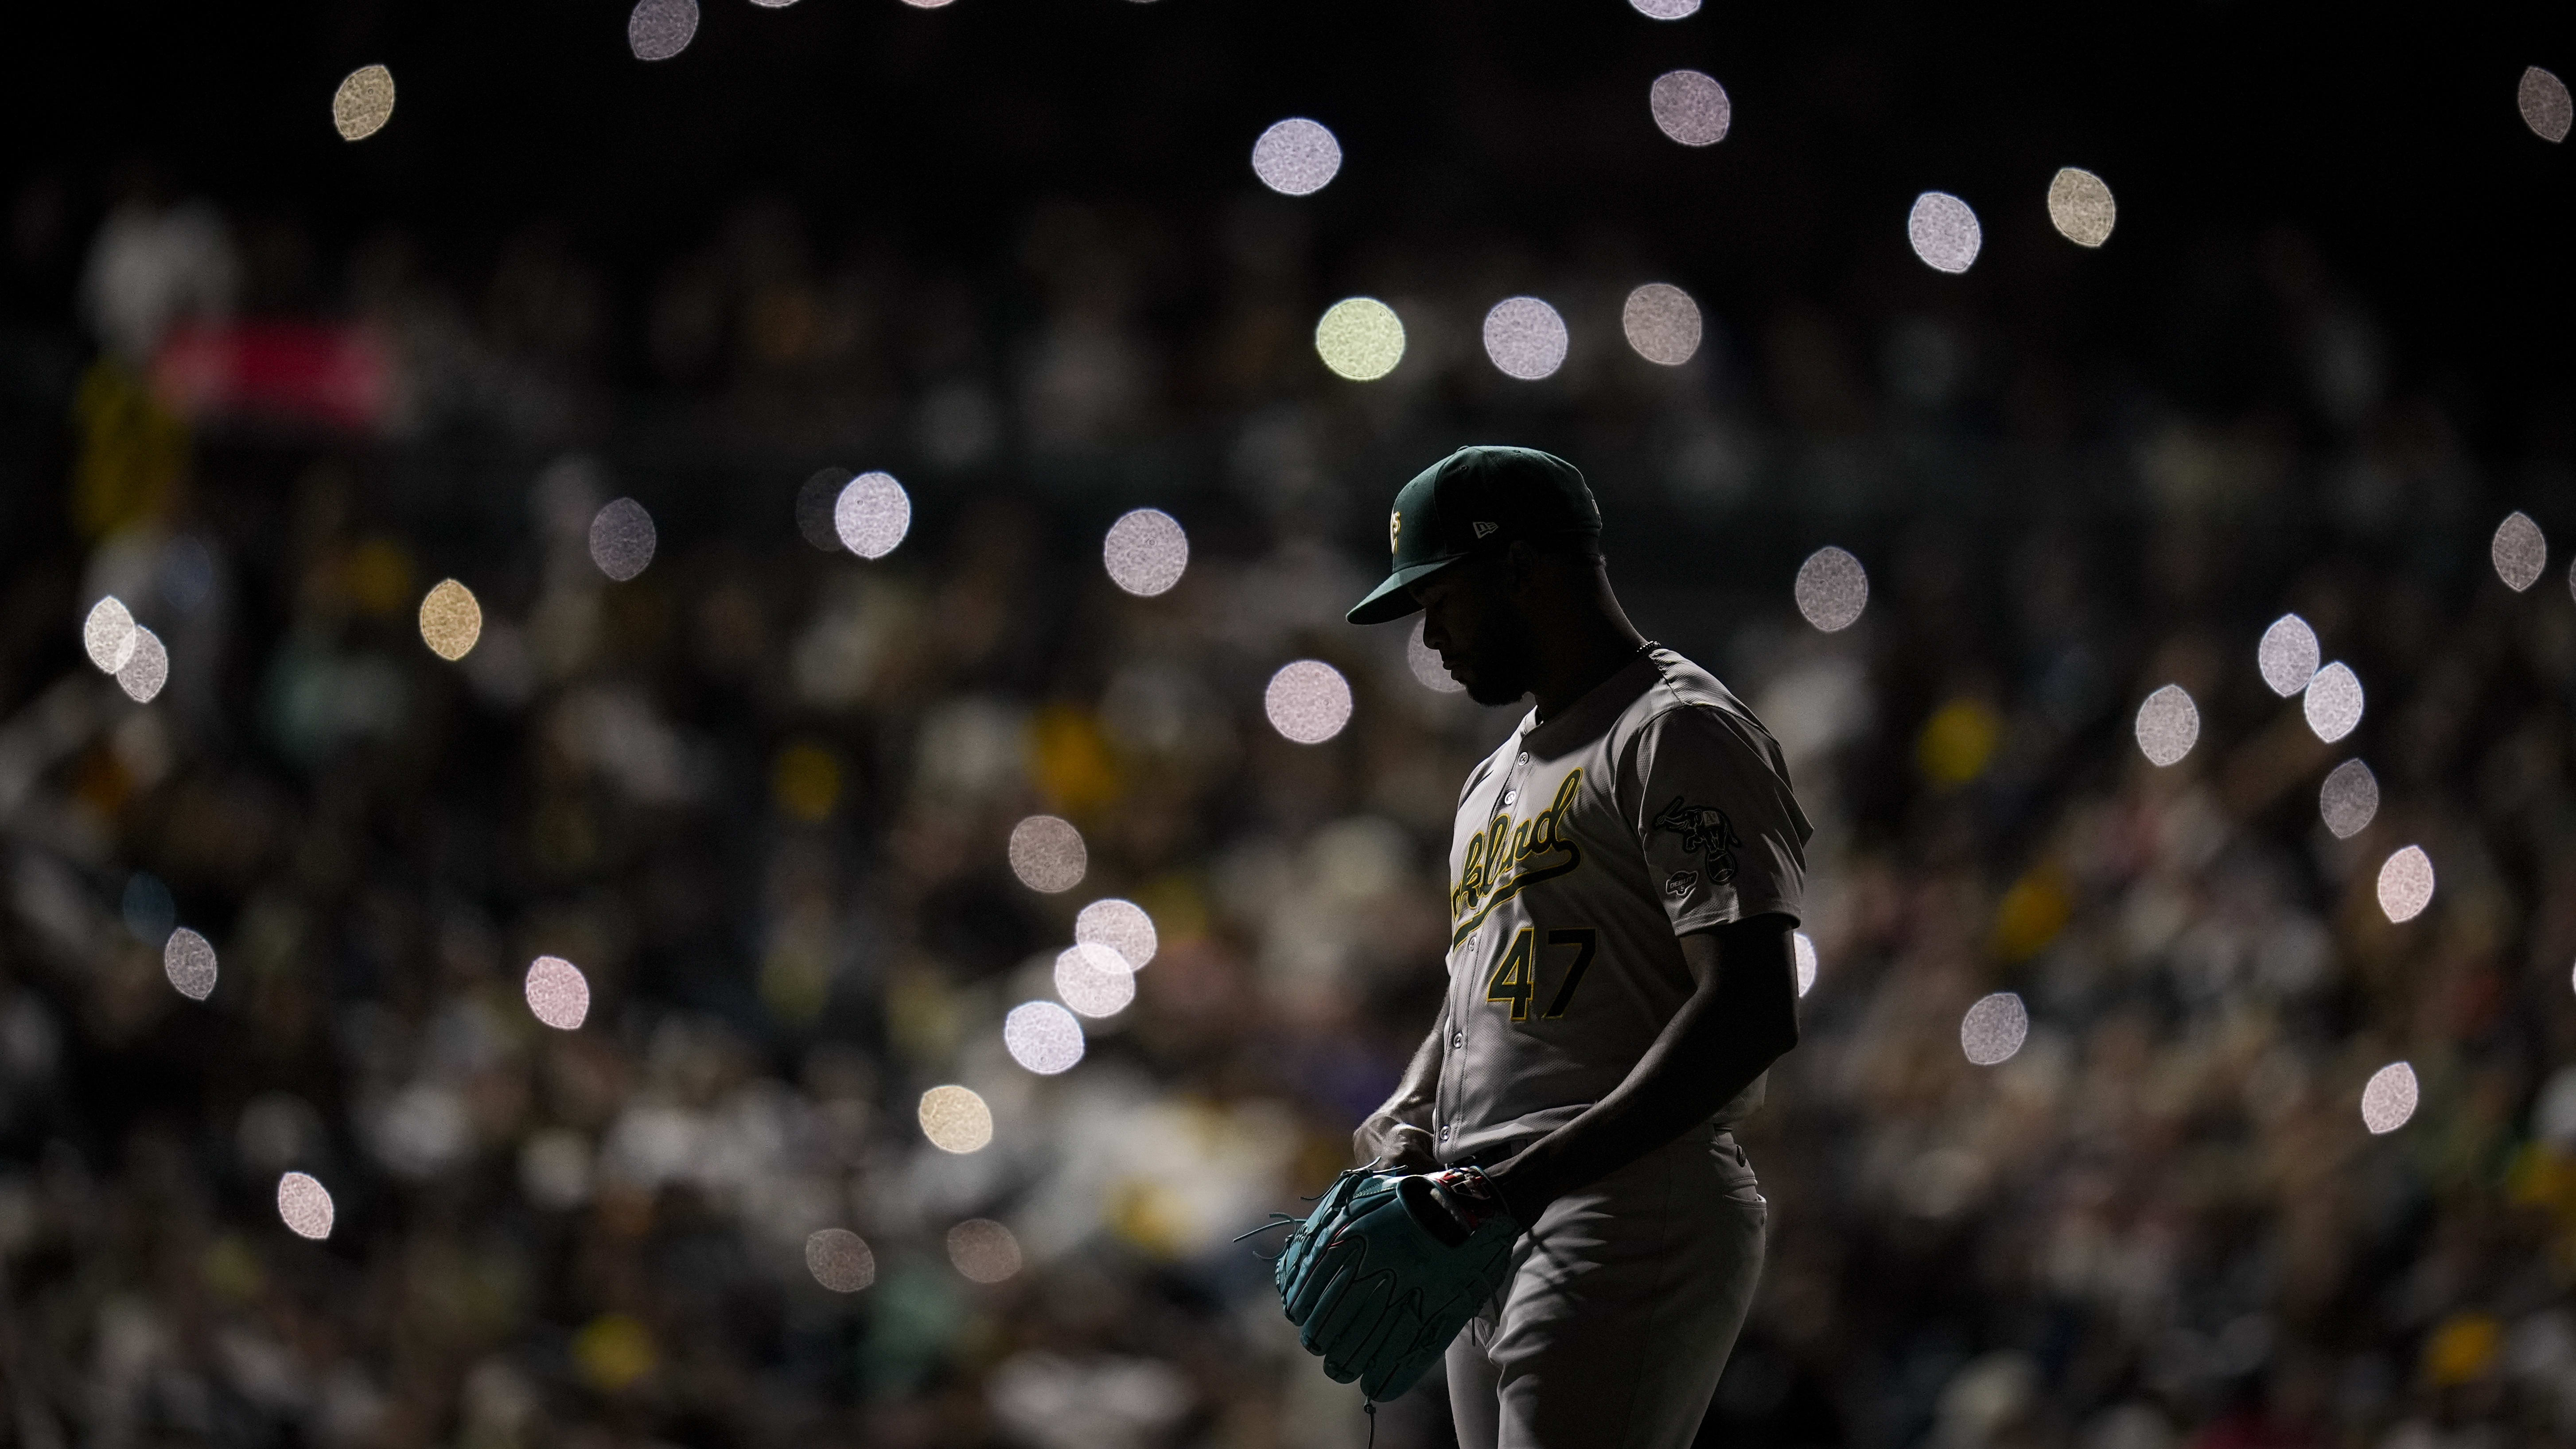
[1272, 1165, 1519, 1402]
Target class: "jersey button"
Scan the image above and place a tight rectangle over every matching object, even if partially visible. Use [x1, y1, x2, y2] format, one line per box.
[1451, 1032, 1464, 1049]
[1517, 752, 1529, 762]
[1439, 1125, 1451, 1142]
[1501, 789, 1517, 805]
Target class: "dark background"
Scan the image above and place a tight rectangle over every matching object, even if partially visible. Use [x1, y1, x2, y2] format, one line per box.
[4, 4, 2576, 1449]
[19, 1, 2576, 416]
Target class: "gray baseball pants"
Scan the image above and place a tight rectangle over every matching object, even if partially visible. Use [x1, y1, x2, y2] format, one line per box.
[1445, 1128, 1767, 1449]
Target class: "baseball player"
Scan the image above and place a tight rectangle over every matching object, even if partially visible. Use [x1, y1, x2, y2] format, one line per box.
[1313, 445, 1812, 1448]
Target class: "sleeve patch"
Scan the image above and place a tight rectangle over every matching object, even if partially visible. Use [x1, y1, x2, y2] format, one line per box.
[1651, 796, 1740, 885]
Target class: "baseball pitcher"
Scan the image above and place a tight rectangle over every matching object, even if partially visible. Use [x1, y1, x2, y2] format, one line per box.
[1272, 446, 1811, 1449]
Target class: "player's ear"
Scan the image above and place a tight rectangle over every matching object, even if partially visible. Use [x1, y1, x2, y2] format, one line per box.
[1503, 539, 1542, 595]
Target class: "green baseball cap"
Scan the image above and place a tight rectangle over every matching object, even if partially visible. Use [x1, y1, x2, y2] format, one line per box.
[1346, 445, 1602, 625]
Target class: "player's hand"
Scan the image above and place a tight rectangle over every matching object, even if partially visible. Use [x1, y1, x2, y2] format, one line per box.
[1352, 1112, 1438, 1172]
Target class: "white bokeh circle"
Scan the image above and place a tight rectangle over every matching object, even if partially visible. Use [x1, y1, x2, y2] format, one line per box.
[1265, 660, 1354, 744]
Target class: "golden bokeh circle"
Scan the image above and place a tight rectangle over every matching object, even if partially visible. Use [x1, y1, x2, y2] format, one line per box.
[2046, 167, 2116, 248]
[333, 65, 397, 142]
[418, 579, 483, 662]
[918, 1085, 995, 1153]
[1315, 298, 1405, 382]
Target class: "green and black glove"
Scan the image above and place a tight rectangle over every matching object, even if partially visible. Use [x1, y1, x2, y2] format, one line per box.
[1273, 1165, 1519, 1402]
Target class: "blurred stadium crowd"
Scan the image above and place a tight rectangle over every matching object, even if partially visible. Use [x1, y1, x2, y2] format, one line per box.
[2, 158, 2576, 1449]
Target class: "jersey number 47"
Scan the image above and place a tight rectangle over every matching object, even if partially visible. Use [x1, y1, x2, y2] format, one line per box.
[1485, 927, 1598, 1021]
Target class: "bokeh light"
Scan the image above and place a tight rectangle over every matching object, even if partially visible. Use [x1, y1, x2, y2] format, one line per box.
[164, 927, 217, 1001]
[2257, 614, 2320, 697]
[2320, 759, 2379, 839]
[2376, 845, 2434, 923]
[1250, 119, 1341, 196]
[1918, 699, 2000, 787]
[1264, 660, 1353, 744]
[2133, 685, 2199, 767]
[1103, 508, 1189, 596]
[277, 1172, 335, 1240]
[1004, 1001, 1085, 1075]
[917, 1085, 994, 1153]
[947, 1219, 1024, 1282]
[628, 0, 699, 60]
[418, 579, 483, 661]
[2361, 1062, 2419, 1134]
[2045, 168, 2116, 247]
[331, 65, 396, 141]
[589, 498, 657, 580]
[1007, 816, 1087, 893]
[2522, 66, 2573, 143]
[2304, 662, 2364, 743]
[1648, 70, 1731, 147]
[2492, 510, 2547, 592]
[83, 596, 136, 674]
[1960, 992, 2027, 1066]
[1630, 0, 1700, 16]
[1907, 192, 1982, 274]
[1621, 283, 1702, 366]
[1407, 618, 1464, 693]
[117, 627, 168, 703]
[834, 472, 911, 559]
[1482, 296, 1568, 380]
[1075, 898, 1158, 970]
[804, 1229, 876, 1292]
[1314, 298, 1406, 382]
[524, 956, 591, 1030]
[1054, 944, 1136, 1018]
[1794, 546, 1868, 632]
[1793, 931, 1817, 998]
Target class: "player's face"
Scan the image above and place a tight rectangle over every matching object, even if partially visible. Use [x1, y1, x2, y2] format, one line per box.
[1413, 561, 1534, 706]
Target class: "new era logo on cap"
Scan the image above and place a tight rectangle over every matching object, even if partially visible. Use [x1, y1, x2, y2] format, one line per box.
[1473, 521, 1499, 538]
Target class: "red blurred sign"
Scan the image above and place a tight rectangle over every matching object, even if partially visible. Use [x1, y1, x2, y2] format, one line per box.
[152, 321, 393, 431]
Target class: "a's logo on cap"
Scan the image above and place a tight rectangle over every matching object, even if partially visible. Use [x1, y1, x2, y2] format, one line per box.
[1473, 521, 1499, 539]
[1390, 511, 1403, 555]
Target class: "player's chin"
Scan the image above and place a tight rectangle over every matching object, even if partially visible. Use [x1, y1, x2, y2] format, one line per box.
[1462, 674, 1523, 707]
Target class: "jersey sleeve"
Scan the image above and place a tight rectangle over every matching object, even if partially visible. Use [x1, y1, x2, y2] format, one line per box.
[1629, 704, 1812, 935]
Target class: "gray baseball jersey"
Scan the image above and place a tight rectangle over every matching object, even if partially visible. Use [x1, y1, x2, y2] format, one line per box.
[1432, 646, 1811, 1168]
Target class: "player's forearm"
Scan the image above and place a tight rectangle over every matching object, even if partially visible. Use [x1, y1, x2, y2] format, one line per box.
[1373, 1020, 1443, 1123]
[1352, 1017, 1445, 1167]
[1484, 917, 1798, 1223]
